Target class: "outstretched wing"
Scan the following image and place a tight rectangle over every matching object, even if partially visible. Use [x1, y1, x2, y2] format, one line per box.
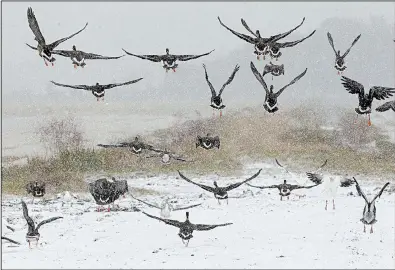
[103, 78, 143, 90]
[246, 183, 278, 189]
[250, 61, 269, 95]
[51, 49, 75, 58]
[97, 143, 126, 148]
[274, 68, 307, 98]
[82, 52, 123, 60]
[27, 7, 46, 46]
[218, 64, 240, 96]
[1, 236, 21, 245]
[131, 195, 161, 209]
[177, 171, 216, 193]
[141, 211, 182, 228]
[217, 17, 256, 44]
[202, 64, 216, 97]
[173, 203, 202, 211]
[224, 169, 263, 191]
[290, 184, 318, 190]
[267, 17, 305, 43]
[353, 178, 369, 204]
[340, 76, 365, 98]
[342, 34, 361, 58]
[36, 217, 63, 231]
[47, 22, 88, 50]
[240, 18, 258, 37]
[21, 201, 35, 231]
[372, 182, 390, 203]
[176, 49, 215, 61]
[306, 172, 323, 185]
[327, 32, 338, 56]
[368, 86, 395, 101]
[194, 222, 233, 231]
[50, 81, 92, 91]
[276, 30, 316, 48]
[26, 43, 38, 51]
[376, 100, 395, 112]
[122, 49, 162, 62]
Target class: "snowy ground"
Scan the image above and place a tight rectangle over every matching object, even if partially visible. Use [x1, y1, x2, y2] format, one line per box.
[2, 162, 395, 269]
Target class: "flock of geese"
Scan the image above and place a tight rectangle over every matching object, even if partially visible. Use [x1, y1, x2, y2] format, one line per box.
[2, 7, 393, 249]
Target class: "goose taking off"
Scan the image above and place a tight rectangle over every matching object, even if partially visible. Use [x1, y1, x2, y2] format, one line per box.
[88, 177, 129, 212]
[178, 169, 262, 204]
[196, 134, 221, 150]
[50, 78, 143, 101]
[327, 32, 361, 74]
[251, 62, 307, 113]
[262, 62, 285, 80]
[26, 181, 46, 203]
[26, 7, 88, 66]
[353, 178, 390, 233]
[340, 76, 395, 126]
[98, 137, 155, 155]
[122, 48, 214, 72]
[202, 64, 240, 117]
[141, 211, 232, 247]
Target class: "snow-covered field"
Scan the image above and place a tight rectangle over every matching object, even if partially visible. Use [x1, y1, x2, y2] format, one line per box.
[2, 163, 395, 269]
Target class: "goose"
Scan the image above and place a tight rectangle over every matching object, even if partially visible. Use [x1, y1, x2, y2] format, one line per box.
[340, 76, 395, 126]
[250, 61, 307, 113]
[122, 48, 214, 72]
[196, 134, 221, 150]
[22, 201, 63, 248]
[98, 137, 155, 154]
[26, 181, 45, 203]
[131, 195, 202, 218]
[265, 30, 316, 61]
[376, 100, 395, 112]
[262, 62, 285, 80]
[141, 211, 232, 247]
[218, 16, 305, 60]
[327, 32, 361, 74]
[50, 78, 143, 101]
[88, 177, 128, 212]
[354, 178, 390, 233]
[177, 169, 262, 204]
[26, 7, 88, 66]
[203, 64, 240, 117]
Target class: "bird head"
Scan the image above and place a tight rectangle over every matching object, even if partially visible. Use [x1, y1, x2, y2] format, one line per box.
[72, 45, 77, 51]
[256, 30, 261, 37]
[186, 212, 190, 220]
[166, 48, 170, 54]
[269, 85, 274, 92]
[213, 181, 218, 187]
[283, 180, 287, 184]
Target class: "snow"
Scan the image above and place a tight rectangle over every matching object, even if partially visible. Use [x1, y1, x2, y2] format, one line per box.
[2, 163, 395, 269]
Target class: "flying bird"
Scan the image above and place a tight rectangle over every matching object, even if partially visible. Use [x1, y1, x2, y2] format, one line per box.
[202, 64, 240, 117]
[251, 62, 307, 113]
[178, 169, 262, 204]
[22, 201, 63, 248]
[52, 45, 123, 68]
[122, 48, 214, 72]
[141, 211, 232, 247]
[340, 76, 395, 126]
[26, 181, 46, 203]
[98, 137, 155, 155]
[50, 78, 143, 101]
[327, 32, 361, 74]
[145, 148, 190, 164]
[196, 134, 221, 150]
[354, 178, 390, 233]
[26, 7, 88, 66]
[262, 62, 285, 80]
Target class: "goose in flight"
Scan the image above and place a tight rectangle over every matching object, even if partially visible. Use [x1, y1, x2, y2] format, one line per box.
[327, 32, 361, 74]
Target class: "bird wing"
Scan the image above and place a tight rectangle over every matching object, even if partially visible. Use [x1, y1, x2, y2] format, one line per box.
[372, 182, 390, 203]
[50, 81, 92, 91]
[22, 201, 35, 231]
[240, 18, 258, 37]
[376, 100, 395, 112]
[290, 184, 318, 190]
[97, 143, 126, 148]
[224, 169, 263, 191]
[218, 64, 240, 96]
[122, 49, 162, 62]
[47, 22, 88, 50]
[353, 178, 369, 204]
[275, 30, 316, 48]
[274, 68, 307, 98]
[250, 61, 269, 95]
[27, 7, 46, 46]
[368, 86, 395, 101]
[51, 49, 75, 58]
[81, 51, 123, 60]
[177, 171, 216, 193]
[131, 195, 161, 209]
[306, 172, 323, 185]
[217, 17, 256, 44]
[142, 211, 182, 228]
[342, 34, 361, 58]
[102, 78, 143, 90]
[36, 217, 63, 231]
[173, 203, 202, 211]
[26, 43, 38, 51]
[266, 17, 306, 43]
[175, 49, 215, 61]
[327, 32, 338, 56]
[1, 236, 21, 245]
[202, 64, 216, 97]
[246, 183, 278, 189]
[6, 225, 15, 232]
[194, 222, 233, 231]
[340, 76, 365, 99]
